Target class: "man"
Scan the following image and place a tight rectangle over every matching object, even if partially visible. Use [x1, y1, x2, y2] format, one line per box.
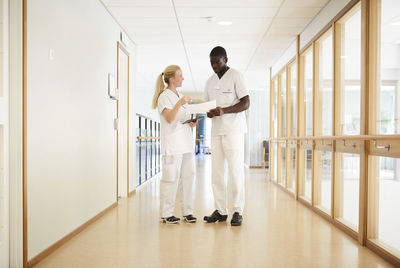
[203, 46, 250, 226]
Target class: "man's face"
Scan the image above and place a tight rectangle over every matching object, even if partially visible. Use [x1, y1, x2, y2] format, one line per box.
[210, 55, 227, 74]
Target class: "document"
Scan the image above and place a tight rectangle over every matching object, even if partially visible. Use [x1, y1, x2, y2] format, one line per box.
[183, 100, 216, 115]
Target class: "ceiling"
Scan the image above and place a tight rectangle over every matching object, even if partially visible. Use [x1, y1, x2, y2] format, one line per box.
[102, 0, 330, 93]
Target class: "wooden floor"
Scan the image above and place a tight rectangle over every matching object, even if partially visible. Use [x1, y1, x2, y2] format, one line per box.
[34, 155, 393, 268]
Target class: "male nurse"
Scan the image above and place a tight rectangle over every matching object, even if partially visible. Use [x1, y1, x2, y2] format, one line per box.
[203, 46, 250, 226]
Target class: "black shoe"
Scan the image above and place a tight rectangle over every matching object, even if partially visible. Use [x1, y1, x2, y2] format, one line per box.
[203, 210, 228, 223]
[230, 212, 243, 226]
[183, 215, 197, 223]
[161, 216, 180, 224]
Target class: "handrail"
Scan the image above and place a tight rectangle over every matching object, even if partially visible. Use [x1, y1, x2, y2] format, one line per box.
[268, 134, 400, 142]
[137, 137, 160, 140]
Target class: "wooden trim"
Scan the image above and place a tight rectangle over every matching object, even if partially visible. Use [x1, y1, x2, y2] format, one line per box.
[296, 35, 301, 199]
[23, 0, 28, 266]
[299, 0, 361, 55]
[271, 180, 296, 198]
[128, 189, 136, 197]
[137, 137, 161, 140]
[311, 41, 318, 207]
[269, 68, 273, 181]
[269, 134, 400, 142]
[27, 202, 118, 267]
[359, 0, 368, 246]
[366, 240, 400, 267]
[249, 166, 267, 169]
[333, 218, 359, 240]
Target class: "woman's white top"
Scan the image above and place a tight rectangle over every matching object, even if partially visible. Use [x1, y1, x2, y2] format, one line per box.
[157, 89, 194, 155]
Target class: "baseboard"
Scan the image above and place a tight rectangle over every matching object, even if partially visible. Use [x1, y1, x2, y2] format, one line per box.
[27, 202, 118, 267]
[128, 189, 136, 197]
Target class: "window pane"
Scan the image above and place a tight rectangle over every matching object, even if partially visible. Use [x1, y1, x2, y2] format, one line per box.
[305, 149, 313, 201]
[341, 8, 361, 135]
[304, 49, 313, 136]
[290, 63, 297, 136]
[315, 150, 332, 214]
[280, 147, 286, 187]
[378, 0, 400, 134]
[319, 31, 333, 136]
[281, 72, 287, 137]
[369, 156, 400, 252]
[288, 147, 297, 192]
[336, 153, 360, 230]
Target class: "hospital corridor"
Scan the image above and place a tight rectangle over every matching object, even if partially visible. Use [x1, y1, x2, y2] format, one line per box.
[1, 0, 400, 267]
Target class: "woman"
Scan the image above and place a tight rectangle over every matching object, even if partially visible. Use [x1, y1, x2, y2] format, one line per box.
[152, 65, 197, 224]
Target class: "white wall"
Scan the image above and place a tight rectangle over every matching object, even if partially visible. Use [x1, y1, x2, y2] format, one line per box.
[27, 0, 135, 260]
[0, 0, 9, 266]
[272, 40, 297, 78]
[300, 0, 352, 50]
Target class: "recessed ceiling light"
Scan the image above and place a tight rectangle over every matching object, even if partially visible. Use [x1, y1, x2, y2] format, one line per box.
[391, 21, 400, 26]
[218, 21, 232, 26]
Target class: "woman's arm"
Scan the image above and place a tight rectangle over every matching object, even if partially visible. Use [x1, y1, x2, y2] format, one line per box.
[162, 96, 191, 124]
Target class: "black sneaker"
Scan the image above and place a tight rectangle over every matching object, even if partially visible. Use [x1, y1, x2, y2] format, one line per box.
[183, 215, 197, 223]
[203, 210, 228, 223]
[161, 216, 180, 224]
[230, 212, 243, 226]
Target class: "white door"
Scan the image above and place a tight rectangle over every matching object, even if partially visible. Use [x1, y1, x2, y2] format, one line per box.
[117, 43, 129, 198]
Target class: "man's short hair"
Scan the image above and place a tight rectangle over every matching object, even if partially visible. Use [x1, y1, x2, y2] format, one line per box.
[210, 46, 227, 58]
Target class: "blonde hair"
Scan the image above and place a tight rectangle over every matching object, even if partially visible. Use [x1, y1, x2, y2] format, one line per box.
[152, 65, 181, 109]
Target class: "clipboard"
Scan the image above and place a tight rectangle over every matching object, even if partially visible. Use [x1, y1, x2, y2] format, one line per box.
[183, 114, 202, 124]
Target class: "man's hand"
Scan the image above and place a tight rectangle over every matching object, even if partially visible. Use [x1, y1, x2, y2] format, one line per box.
[209, 106, 225, 117]
[207, 112, 214, 118]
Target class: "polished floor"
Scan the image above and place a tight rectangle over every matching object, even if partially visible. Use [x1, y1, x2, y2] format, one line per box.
[34, 155, 393, 267]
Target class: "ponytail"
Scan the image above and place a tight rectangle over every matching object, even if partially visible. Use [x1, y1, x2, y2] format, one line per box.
[151, 65, 181, 109]
[152, 73, 165, 109]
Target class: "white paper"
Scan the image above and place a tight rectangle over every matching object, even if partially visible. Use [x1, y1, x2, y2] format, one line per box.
[183, 100, 216, 114]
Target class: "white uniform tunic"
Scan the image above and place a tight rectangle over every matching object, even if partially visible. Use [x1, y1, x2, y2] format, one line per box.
[158, 89, 194, 155]
[204, 68, 248, 136]
[157, 89, 195, 218]
[204, 68, 249, 215]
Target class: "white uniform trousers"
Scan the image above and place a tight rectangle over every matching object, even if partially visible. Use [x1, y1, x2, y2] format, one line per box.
[160, 153, 195, 218]
[211, 134, 245, 215]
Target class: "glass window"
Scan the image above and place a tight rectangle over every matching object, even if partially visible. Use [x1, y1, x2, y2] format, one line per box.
[288, 147, 297, 192]
[281, 71, 287, 137]
[280, 147, 286, 187]
[273, 78, 278, 137]
[369, 156, 400, 252]
[378, 0, 400, 134]
[340, 7, 361, 135]
[290, 62, 298, 136]
[318, 30, 333, 136]
[304, 49, 313, 136]
[335, 153, 360, 230]
[314, 151, 333, 214]
[273, 143, 278, 182]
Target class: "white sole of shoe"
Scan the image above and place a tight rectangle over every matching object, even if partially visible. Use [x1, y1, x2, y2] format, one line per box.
[160, 218, 180, 224]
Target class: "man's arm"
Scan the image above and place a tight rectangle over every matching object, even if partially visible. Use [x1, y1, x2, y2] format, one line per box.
[208, 95, 250, 117]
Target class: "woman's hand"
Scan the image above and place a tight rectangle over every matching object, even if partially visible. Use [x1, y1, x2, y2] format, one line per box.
[178, 96, 191, 106]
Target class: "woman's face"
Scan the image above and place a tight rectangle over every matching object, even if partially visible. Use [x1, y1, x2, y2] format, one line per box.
[170, 69, 184, 88]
